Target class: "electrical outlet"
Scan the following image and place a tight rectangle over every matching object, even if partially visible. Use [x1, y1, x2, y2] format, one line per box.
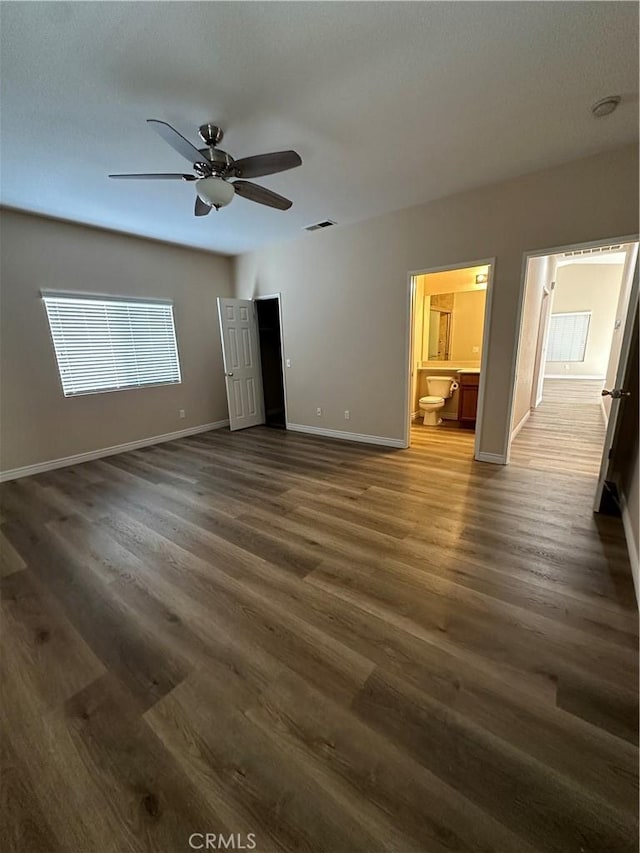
[179, 409, 186, 419]
[472, 346, 480, 354]
[344, 409, 350, 420]
[286, 358, 291, 368]
[316, 407, 322, 417]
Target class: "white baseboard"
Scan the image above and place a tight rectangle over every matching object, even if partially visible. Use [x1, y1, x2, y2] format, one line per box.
[0, 420, 230, 483]
[599, 396, 609, 426]
[620, 492, 639, 606]
[544, 374, 605, 380]
[475, 451, 507, 465]
[510, 410, 530, 441]
[287, 422, 405, 449]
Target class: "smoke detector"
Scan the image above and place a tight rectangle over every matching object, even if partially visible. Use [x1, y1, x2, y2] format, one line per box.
[591, 96, 621, 118]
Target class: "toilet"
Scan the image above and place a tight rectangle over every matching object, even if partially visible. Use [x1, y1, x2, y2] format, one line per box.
[419, 376, 458, 426]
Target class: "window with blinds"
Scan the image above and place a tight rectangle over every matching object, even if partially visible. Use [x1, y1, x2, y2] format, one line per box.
[546, 311, 591, 363]
[43, 294, 182, 396]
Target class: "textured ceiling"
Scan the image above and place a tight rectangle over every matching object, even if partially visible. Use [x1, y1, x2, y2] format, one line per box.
[1, 1, 638, 255]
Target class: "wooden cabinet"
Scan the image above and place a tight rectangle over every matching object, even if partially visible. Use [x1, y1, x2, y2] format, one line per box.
[457, 372, 480, 428]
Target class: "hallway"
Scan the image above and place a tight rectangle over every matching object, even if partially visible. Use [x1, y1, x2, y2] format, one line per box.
[511, 379, 606, 476]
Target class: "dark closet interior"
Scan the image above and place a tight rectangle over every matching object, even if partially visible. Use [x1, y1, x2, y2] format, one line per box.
[256, 298, 286, 428]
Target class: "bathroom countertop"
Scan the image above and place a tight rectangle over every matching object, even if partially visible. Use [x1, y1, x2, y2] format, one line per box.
[417, 364, 480, 372]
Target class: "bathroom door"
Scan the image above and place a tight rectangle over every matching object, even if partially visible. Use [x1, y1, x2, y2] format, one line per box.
[217, 298, 265, 431]
[593, 261, 638, 511]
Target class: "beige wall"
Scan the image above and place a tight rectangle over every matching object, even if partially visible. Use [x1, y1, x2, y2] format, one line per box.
[417, 266, 489, 296]
[450, 290, 486, 362]
[0, 210, 233, 472]
[512, 255, 553, 430]
[235, 145, 639, 456]
[545, 262, 624, 378]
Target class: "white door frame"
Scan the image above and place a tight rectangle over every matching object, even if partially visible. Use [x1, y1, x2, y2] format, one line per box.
[505, 232, 639, 463]
[254, 293, 289, 429]
[404, 257, 496, 460]
[530, 265, 556, 410]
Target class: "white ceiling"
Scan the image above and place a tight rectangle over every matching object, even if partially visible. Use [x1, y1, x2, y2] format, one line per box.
[1, 2, 638, 256]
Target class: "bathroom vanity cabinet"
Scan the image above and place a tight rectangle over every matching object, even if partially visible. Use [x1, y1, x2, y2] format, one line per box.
[457, 371, 479, 428]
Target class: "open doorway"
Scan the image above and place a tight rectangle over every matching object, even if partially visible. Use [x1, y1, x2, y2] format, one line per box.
[217, 295, 288, 432]
[255, 295, 287, 428]
[508, 238, 639, 476]
[406, 259, 494, 456]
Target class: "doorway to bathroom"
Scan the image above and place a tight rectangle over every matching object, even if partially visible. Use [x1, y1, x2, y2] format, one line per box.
[405, 259, 495, 456]
[508, 236, 638, 509]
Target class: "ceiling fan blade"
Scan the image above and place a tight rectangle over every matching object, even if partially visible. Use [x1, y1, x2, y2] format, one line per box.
[194, 196, 211, 216]
[147, 119, 210, 168]
[233, 150, 301, 179]
[109, 173, 197, 180]
[233, 180, 292, 210]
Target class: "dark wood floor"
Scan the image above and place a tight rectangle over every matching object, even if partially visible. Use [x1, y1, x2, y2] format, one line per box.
[1, 382, 638, 852]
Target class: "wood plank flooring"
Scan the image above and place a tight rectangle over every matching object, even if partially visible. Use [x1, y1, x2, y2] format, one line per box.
[1, 384, 638, 852]
[510, 379, 607, 476]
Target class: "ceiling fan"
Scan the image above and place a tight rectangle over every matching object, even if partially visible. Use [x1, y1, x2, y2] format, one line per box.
[109, 120, 302, 215]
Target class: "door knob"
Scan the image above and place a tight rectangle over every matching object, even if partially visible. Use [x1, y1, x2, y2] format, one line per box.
[601, 388, 630, 399]
[226, 372, 234, 377]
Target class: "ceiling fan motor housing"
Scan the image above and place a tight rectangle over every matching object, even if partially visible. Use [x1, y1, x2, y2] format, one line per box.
[198, 147, 235, 176]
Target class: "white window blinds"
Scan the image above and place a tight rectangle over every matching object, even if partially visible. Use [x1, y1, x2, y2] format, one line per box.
[43, 294, 182, 396]
[546, 311, 591, 363]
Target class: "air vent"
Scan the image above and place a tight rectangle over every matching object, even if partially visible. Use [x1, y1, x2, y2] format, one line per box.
[563, 244, 622, 257]
[304, 220, 337, 232]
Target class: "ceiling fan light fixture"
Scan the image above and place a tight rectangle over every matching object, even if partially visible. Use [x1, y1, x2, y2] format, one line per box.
[195, 176, 235, 209]
[110, 121, 299, 216]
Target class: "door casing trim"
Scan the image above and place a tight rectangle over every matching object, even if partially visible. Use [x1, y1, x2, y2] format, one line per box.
[507, 233, 639, 463]
[404, 258, 496, 461]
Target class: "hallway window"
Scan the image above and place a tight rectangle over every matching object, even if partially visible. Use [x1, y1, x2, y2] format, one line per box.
[546, 311, 591, 362]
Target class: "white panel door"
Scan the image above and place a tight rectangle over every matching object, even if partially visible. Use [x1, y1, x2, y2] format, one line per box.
[217, 298, 265, 431]
[594, 261, 638, 510]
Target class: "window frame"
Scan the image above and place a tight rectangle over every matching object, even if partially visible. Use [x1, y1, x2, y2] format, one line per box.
[42, 290, 182, 398]
[546, 310, 591, 363]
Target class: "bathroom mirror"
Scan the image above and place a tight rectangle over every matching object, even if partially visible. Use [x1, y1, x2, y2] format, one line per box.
[428, 293, 453, 360]
[424, 289, 486, 362]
